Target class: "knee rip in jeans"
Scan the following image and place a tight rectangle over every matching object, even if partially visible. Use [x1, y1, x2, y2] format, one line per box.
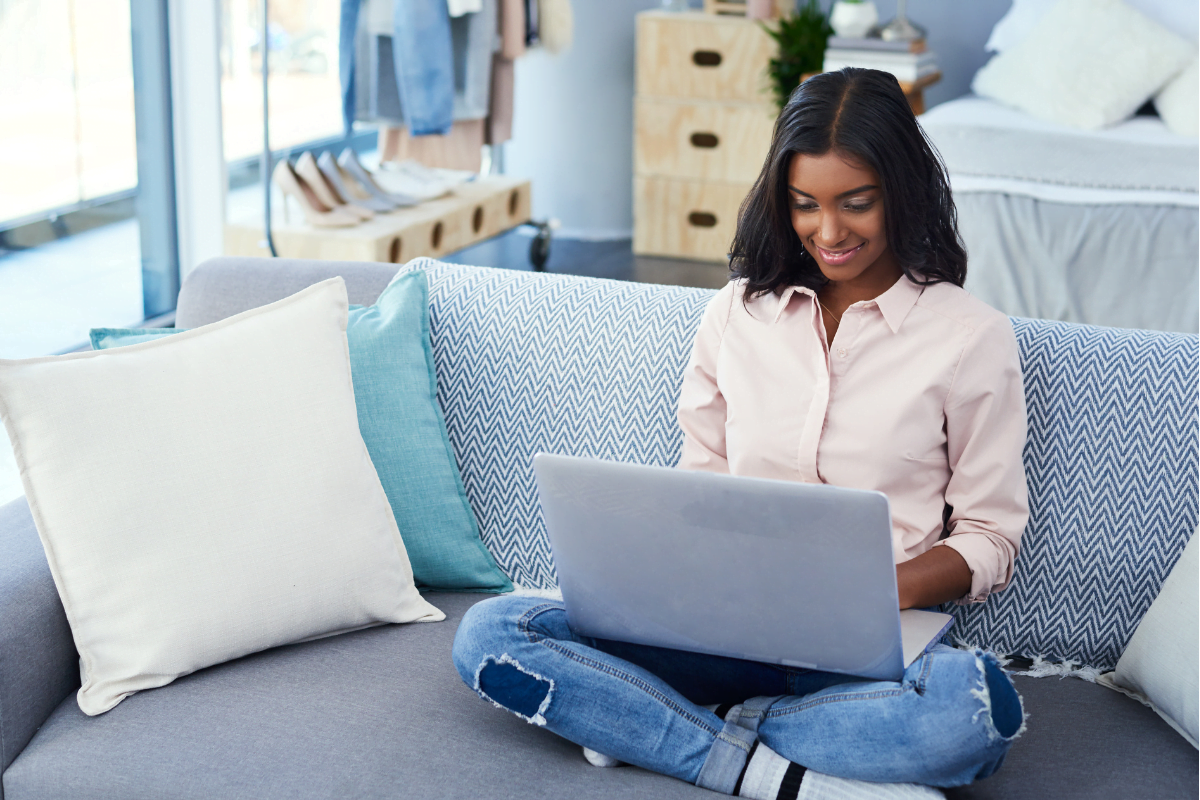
[969, 650, 1026, 742]
[474, 654, 554, 726]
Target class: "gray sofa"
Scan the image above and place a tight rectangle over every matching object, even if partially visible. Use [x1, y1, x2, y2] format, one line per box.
[1, 257, 1196, 799]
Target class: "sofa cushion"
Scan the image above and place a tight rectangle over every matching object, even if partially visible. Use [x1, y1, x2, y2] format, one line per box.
[0, 279, 442, 716]
[945, 673, 1199, 800]
[1, 593, 704, 800]
[946, 321, 1199, 670]
[5, 592, 1196, 800]
[94, 272, 513, 594]
[394, 258, 1199, 671]
[1100, 529, 1199, 746]
[169, 257, 1200, 670]
[398, 259, 715, 590]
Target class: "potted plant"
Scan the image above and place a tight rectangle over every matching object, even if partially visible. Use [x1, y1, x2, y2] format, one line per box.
[830, 0, 880, 38]
[764, 0, 834, 110]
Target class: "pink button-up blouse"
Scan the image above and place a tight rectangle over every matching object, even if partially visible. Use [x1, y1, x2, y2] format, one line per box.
[677, 274, 1029, 604]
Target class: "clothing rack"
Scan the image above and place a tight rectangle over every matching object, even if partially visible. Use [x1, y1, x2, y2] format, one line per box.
[261, 0, 277, 256]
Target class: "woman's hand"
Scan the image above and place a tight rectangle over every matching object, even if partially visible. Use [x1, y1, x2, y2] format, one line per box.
[896, 546, 973, 609]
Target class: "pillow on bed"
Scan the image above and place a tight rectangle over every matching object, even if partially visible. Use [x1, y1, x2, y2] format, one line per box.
[1156, 54, 1199, 136]
[972, 0, 1195, 130]
[986, 0, 1199, 52]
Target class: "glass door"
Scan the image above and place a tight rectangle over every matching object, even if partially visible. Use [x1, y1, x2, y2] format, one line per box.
[0, 0, 159, 505]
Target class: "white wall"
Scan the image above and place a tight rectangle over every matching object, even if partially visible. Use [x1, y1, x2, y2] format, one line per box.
[506, 0, 1012, 238]
[505, 0, 662, 238]
[865, 0, 1010, 108]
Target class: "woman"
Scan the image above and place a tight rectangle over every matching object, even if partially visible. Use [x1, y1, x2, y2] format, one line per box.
[452, 68, 1027, 797]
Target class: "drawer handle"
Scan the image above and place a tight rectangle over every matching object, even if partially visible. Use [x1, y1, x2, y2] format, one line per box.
[692, 50, 722, 67]
[688, 212, 718, 228]
[690, 132, 720, 148]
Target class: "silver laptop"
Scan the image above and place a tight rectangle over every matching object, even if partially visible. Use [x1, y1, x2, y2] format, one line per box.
[533, 453, 953, 682]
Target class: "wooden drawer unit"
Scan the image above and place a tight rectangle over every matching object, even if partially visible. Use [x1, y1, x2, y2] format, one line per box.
[635, 97, 775, 184]
[634, 10, 776, 263]
[636, 11, 776, 103]
[634, 176, 752, 262]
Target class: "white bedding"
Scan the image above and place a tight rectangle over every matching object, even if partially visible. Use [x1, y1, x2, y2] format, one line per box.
[920, 96, 1199, 207]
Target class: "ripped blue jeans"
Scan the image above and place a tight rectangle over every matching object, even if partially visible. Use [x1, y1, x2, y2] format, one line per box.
[451, 596, 1023, 791]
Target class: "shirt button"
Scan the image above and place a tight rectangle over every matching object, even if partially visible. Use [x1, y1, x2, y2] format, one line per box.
[837, 348, 847, 358]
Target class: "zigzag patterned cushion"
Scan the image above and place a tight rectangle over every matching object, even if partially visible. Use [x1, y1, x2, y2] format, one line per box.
[402, 259, 1198, 670]
[951, 320, 1198, 670]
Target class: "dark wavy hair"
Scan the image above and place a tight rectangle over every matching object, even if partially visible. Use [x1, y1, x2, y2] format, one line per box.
[729, 68, 966, 297]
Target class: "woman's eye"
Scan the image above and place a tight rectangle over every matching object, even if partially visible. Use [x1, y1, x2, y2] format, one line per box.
[792, 203, 818, 212]
[846, 202, 874, 212]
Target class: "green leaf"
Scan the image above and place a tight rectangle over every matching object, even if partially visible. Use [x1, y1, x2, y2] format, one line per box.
[762, 0, 833, 111]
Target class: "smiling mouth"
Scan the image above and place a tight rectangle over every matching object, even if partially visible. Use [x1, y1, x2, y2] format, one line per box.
[815, 242, 865, 266]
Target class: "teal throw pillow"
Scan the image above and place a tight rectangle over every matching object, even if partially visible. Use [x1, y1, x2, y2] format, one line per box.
[92, 271, 512, 593]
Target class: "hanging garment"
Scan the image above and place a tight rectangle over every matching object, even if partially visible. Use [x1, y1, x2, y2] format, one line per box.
[390, 0, 455, 135]
[538, 0, 573, 54]
[338, 0, 362, 135]
[499, 0, 526, 60]
[449, 0, 495, 119]
[447, 0, 483, 15]
[341, 0, 496, 135]
[486, 54, 514, 145]
[523, 0, 539, 46]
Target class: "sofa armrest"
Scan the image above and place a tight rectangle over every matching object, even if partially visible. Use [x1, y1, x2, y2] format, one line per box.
[0, 497, 77, 790]
[176, 256, 400, 327]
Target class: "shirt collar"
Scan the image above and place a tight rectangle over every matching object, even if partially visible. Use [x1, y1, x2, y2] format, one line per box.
[874, 274, 924, 333]
[772, 274, 923, 332]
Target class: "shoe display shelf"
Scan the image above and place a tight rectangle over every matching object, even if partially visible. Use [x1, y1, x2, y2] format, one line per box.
[633, 10, 779, 263]
[225, 176, 532, 264]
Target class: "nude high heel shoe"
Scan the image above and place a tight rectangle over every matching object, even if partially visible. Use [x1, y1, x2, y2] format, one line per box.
[316, 151, 398, 213]
[295, 151, 373, 221]
[272, 160, 360, 228]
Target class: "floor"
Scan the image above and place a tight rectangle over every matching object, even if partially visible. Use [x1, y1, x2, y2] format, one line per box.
[444, 228, 730, 290]
[0, 212, 728, 507]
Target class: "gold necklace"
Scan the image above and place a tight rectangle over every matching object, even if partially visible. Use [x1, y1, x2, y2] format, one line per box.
[818, 298, 842, 324]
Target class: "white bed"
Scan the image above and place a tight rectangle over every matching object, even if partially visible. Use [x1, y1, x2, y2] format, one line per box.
[920, 95, 1199, 333]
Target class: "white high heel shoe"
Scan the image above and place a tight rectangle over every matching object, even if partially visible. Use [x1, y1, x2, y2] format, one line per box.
[271, 160, 360, 228]
[338, 148, 422, 207]
[316, 151, 398, 213]
[294, 152, 374, 221]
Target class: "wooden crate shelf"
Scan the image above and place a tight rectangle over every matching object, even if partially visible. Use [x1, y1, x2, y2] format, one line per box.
[634, 10, 776, 263]
[634, 176, 752, 263]
[702, 0, 792, 17]
[225, 176, 531, 263]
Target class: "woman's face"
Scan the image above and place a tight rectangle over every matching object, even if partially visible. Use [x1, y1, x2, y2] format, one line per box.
[787, 151, 899, 287]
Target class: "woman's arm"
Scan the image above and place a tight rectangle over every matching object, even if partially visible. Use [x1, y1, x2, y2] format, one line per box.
[677, 283, 736, 473]
[896, 546, 972, 609]
[932, 313, 1030, 604]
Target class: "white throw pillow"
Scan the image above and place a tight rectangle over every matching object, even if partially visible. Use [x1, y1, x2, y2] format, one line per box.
[1156, 54, 1200, 136]
[0, 278, 443, 715]
[972, 0, 1195, 130]
[987, 0, 1199, 52]
[1099, 532, 1198, 747]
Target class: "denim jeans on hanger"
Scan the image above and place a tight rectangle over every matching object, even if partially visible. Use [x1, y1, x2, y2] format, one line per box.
[391, 0, 455, 135]
[338, 0, 362, 135]
[341, 0, 494, 134]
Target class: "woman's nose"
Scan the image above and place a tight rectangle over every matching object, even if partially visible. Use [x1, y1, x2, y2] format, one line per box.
[817, 212, 846, 246]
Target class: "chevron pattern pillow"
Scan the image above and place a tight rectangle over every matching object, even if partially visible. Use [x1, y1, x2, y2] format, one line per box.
[949, 320, 1199, 670]
[405, 260, 1198, 670]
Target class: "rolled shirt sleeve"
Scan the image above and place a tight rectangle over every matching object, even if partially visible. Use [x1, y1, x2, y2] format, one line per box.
[677, 282, 734, 474]
[934, 314, 1030, 604]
